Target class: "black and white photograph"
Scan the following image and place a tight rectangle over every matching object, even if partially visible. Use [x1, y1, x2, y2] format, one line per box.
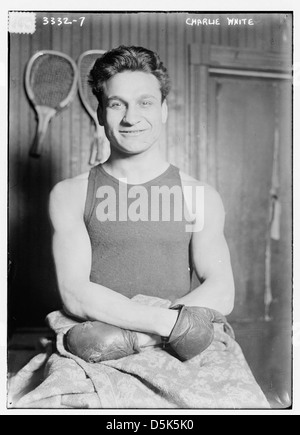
[4, 6, 296, 415]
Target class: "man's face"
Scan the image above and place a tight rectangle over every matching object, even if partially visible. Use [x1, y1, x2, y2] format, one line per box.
[98, 71, 168, 155]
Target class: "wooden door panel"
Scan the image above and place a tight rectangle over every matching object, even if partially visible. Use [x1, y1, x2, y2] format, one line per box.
[210, 77, 276, 320]
[189, 41, 292, 321]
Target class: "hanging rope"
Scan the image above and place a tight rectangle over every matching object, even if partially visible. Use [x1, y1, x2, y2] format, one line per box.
[265, 84, 281, 321]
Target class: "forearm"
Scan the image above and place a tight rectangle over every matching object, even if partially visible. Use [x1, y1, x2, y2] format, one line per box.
[136, 332, 162, 347]
[62, 280, 177, 337]
[173, 276, 235, 316]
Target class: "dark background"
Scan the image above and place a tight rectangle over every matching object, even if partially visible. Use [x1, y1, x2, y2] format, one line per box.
[8, 12, 292, 405]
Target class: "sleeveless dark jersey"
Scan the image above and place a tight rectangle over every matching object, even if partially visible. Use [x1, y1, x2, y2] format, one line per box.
[84, 164, 192, 301]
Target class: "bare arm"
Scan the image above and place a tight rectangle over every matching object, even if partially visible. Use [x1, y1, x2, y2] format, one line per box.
[49, 179, 177, 338]
[175, 183, 235, 316]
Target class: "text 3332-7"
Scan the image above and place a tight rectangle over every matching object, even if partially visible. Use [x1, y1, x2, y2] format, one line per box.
[42, 17, 86, 26]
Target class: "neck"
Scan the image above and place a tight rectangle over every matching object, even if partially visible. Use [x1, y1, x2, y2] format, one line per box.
[103, 143, 169, 184]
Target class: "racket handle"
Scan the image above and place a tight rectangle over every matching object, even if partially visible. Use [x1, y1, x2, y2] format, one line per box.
[30, 106, 56, 157]
[89, 139, 98, 166]
[95, 124, 110, 164]
[89, 124, 108, 165]
[95, 135, 107, 163]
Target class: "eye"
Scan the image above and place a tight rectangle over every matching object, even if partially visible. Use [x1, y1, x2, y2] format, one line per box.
[140, 100, 153, 107]
[108, 101, 125, 109]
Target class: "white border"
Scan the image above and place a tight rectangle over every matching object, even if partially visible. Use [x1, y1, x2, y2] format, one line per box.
[1, 0, 299, 416]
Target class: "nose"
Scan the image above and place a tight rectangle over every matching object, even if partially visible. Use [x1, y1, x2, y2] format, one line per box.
[122, 105, 141, 125]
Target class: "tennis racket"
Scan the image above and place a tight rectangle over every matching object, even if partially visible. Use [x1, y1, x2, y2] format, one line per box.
[25, 50, 78, 157]
[78, 50, 110, 165]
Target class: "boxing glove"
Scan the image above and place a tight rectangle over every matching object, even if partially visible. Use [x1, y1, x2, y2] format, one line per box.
[65, 321, 141, 363]
[164, 304, 229, 361]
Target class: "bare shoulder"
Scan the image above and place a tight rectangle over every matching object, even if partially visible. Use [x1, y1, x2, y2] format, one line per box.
[179, 170, 225, 214]
[49, 172, 89, 219]
[179, 170, 203, 187]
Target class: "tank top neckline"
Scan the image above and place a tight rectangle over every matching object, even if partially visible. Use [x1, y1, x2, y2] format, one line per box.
[96, 163, 175, 188]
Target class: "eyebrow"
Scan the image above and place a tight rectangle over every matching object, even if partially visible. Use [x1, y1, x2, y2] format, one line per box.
[106, 94, 159, 103]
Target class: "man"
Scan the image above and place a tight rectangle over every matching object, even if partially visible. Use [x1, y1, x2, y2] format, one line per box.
[49, 46, 235, 362]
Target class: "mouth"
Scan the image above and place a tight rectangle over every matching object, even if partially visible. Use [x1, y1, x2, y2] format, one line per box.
[119, 130, 147, 137]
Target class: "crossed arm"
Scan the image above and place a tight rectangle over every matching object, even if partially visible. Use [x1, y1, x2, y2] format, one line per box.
[175, 181, 235, 314]
[49, 178, 235, 345]
[49, 179, 177, 342]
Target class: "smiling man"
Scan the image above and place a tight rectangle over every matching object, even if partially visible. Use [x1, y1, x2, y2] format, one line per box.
[100, 70, 168, 154]
[49, 46, 235, 363]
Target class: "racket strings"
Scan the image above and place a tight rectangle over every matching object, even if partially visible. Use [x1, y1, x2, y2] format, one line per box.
[30, 55, 76, 108]
[78, 51, 111, 164]
[79, 54, 101, 113]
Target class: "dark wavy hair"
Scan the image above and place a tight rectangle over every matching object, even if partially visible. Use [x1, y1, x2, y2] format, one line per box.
[88, 45, 171, 103]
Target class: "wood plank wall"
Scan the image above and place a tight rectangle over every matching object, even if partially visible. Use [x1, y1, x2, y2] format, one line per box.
[8, 12, 292, 328]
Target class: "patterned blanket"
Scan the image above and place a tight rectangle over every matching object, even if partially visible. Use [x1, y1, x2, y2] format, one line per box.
[8, 295, 270, 409]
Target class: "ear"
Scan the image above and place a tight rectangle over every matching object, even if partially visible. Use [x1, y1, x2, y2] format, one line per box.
[97, 104, 105, 126]
[162, 100, 168, 124]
